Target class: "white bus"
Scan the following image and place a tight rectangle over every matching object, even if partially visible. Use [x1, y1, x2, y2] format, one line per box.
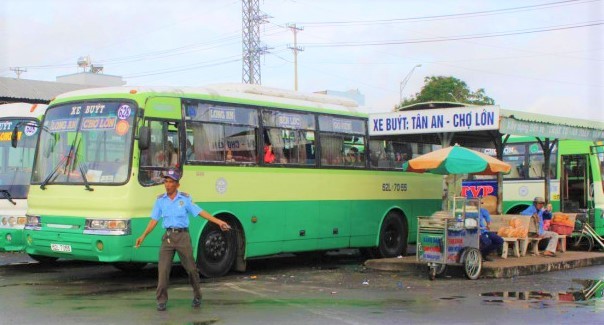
[0, 103, 48, 252]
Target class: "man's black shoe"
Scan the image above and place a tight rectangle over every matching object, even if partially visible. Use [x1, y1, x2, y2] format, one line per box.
[192, 297, 201, 308]
[157, 303, 167, 311]
[482, 255, 494, 262]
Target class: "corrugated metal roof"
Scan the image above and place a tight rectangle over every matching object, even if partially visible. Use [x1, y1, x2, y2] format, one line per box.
[0, 77, 91, 102]
[500, 108, 603, 131]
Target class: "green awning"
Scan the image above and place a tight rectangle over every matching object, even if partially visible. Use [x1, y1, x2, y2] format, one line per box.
[500, 109, 604, 141]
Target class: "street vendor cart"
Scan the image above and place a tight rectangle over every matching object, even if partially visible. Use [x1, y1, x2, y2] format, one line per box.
[417, 197, 482, 280]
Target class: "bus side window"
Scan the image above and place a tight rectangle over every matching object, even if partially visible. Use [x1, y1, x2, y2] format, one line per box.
[320, 134, 344, 166]
[369, 140, 392, 168]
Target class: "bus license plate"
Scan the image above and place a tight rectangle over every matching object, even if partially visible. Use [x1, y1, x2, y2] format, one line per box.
[50, 243, 72, 253]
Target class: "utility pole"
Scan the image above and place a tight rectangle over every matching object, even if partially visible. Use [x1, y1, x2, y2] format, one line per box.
[9, 67, 27, 79]
[242, 0, 268, 84]
[287, 23, 304, 91]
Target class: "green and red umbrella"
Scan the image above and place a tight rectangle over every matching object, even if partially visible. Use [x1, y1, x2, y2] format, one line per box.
[402, 145, 511, 175]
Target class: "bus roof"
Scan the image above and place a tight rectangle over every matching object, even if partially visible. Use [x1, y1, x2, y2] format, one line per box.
[53, 84, 366, 117]
[0, 102, 48, 118]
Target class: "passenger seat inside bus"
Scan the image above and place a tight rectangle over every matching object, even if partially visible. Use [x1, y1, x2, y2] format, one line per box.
[529, 161, 544, 178]
[506, 165, 520, 178]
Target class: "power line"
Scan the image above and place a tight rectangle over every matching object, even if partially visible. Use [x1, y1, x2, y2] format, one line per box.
[125, 56, 240, 79]
[300, 20, 604, 48]
[296, 0, 599, 27]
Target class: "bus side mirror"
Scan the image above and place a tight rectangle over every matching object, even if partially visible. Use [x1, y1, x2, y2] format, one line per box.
[138, 126, 150, 150]
[11, 126, 19, 148]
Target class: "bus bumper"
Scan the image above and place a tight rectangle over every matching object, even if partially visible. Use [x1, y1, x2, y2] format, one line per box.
[0, 228, 26, 252]
[23, 229, 137, 262]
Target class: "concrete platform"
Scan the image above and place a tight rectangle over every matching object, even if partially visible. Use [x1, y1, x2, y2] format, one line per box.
[365, 251, 604, 278]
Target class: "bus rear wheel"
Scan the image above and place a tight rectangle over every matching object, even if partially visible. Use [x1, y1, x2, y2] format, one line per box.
[197, 220, 236, 278]
[376, 211, 408, 258]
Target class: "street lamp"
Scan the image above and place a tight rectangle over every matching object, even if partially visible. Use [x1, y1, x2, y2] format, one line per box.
[399, 64, 421, 103]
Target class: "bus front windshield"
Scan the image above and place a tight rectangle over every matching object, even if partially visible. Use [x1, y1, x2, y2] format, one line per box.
[0, 118, 39, 199]
[32, 101, 136, 186]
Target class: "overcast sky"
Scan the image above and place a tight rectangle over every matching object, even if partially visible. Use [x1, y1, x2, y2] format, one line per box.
[1, 0, 603, 121]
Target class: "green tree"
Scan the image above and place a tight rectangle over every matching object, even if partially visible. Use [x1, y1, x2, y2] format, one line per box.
[397, 76, 495, 108]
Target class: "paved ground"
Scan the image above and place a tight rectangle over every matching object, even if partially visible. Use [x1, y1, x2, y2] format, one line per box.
[1, 250, 603, 324]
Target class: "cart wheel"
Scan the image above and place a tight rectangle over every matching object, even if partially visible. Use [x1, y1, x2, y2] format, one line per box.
[435, 263, 446, 276]
[462, 248, 482, 280]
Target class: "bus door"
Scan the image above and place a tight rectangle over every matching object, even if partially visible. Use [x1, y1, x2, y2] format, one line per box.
[139, 97, 182, 185]
[561, 154, 590, 212]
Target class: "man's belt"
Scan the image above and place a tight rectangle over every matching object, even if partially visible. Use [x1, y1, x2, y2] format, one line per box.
[166, 227, 188, 233]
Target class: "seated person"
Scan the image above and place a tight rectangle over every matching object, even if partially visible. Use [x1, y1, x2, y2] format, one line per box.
[478, 200, 504, 262]
[542, 203, 553, 230]
[520, 197, 559, 257]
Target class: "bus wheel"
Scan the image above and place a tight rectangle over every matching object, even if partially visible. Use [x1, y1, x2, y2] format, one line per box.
[113, 262, 148, 272]
[377, 211, 407, 258]
[28, 254, 58, 264]
[197, 220, 236, 278]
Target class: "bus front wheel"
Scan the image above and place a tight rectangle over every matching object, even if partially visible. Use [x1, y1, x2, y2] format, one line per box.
[197, 220, 236, 278]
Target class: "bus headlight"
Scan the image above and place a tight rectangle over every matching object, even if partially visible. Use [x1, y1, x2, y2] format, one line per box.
[25, 215, 41, 230]
[84, 219, 131, 235]
[0, 216, 27, 229]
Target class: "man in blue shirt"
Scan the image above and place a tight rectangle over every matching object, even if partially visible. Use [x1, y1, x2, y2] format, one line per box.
[520, 196, 559, 257]
[135, 168, 231, 311]
[478, 202, 503, 262]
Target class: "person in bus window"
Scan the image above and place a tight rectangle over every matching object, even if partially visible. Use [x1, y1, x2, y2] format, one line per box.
[167, 141, 178, 167]
[226, 148, 235, 163]
[264, 144, 275, 164]
[185, 139, 195, 161]
[345, 147, 360, 166]
[135, 168, 231, 311]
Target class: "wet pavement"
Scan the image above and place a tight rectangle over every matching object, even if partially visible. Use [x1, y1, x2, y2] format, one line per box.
[0, 251, 602, 324]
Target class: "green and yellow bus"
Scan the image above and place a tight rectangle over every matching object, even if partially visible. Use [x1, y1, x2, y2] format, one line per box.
[463, 137, 604, 237]
[22, 84, 440, 276]
[0, 102, 48, 252]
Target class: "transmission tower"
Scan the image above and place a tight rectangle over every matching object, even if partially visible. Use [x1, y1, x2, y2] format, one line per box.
[10, 67, 27, 79]
[242, 0, 268, 84]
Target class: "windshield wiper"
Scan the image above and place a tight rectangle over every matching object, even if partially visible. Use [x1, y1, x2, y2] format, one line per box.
[72, 137, 93, 191]
[40, 155, 69, 190]
[77, 163, 94, 191]
[0, 190, 16, 205]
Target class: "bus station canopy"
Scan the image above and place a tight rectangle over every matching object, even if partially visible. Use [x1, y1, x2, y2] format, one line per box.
[368, 102, 604, 147]
[368, 102, 604, 212]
